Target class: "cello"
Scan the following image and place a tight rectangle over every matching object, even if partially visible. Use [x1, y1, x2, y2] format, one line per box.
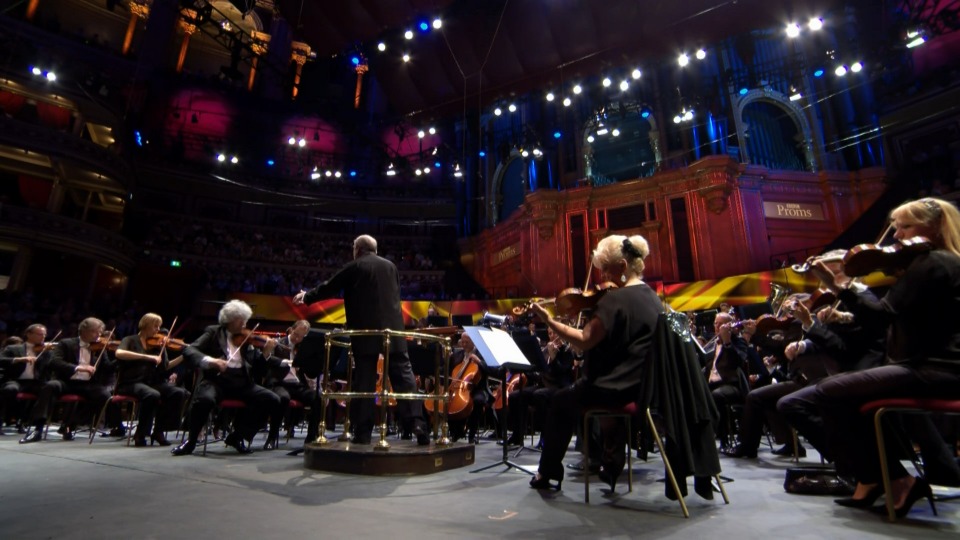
[424, 348, 479, 420]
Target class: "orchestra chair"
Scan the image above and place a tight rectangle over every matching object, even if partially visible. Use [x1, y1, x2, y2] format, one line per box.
[582, 403, 634, 504]
[200, 398, 247, 456]
[42, 394, 86, 440]
[860, 397, 960, 521]
[88, 394, 138, 446]
[14, 392, 38, 431]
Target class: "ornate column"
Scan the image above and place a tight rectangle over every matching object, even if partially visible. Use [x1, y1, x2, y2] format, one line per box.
[175, 9, 198, 74]
[247, 31, 271, 91]
[354, 57, 368, 109]
[290, 41, 311, 100]
[123, 1, 151, 56]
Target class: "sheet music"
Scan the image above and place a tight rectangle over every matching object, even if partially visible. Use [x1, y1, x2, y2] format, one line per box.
[463, 326, 532, 371]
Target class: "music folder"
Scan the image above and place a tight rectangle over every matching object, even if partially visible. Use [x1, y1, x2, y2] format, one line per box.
[462, 326, 532, 372]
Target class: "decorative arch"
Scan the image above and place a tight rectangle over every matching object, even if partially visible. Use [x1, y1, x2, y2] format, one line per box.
[734, 88, 817, 172]
[488, 150, 526, 226]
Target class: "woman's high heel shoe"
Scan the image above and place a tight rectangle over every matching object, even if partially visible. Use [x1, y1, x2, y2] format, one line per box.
[834, 483, 884, 508]
[529, 474, 562, 491]
[598, 467, 622, 492]
[872, 477, 936, 518]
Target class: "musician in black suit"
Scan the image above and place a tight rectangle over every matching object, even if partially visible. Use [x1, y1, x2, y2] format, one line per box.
[171, 300, 282, 456]
[264, 319, 321, 445]
[294, 234, 429, 446]
[114, 313, 190, 447]
[21, 317, 115, 443]
[701, 311, 751, 448]
[505, 326, 574, 446]
[1, 324, 48, 430]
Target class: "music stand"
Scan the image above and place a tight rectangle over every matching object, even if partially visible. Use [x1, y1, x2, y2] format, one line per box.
[463, 326, 534, 476]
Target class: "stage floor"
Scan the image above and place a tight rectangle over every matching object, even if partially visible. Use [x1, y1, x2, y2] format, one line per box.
[0, 427, 957, 539]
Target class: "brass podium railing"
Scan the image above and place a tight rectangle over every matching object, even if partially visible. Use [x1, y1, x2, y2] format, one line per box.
[315, 328, 454, 451]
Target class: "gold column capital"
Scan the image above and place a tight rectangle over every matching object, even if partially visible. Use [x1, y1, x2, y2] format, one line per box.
[129, 0, 150, 19]
[250, 30, 271, 56]
[179, 8, 198, 35]
[291, 41, 312, 66]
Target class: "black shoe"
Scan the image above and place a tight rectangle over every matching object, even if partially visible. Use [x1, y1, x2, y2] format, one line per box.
[772, 444, 806, 457]
[414, 425, 430, 446]
[61, 428, 75, 441]
[19, 429, 41, 444]
[171, 440, 196, 456]
[722, 444, 758, 459]
[598, 467, 622, 492]
[694, 476, 715, 500]
[530, 474, 562, 491]
[869, 477, 935, 518]
[225, 433, 253, 454]
[566, 459, 600, 473]
[134, 436, 148, 447]
[835, 484, 884, 508]
[666, 479, 689, 501]
[151, 432, 171, 447]
[109, 427, 126, 438]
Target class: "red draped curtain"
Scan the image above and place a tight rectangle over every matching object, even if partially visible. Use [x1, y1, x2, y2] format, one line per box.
[35, 102, 72, 130]
[0, 90, 26, 116]
[17, 175, 53, 209]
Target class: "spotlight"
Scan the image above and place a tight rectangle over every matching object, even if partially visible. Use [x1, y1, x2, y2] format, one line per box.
[695, 49, 706, 60]
[786, 23, 801, 38]
[298, 138, 306, 147]
[431, 147, 439, 155]
[424, 166, 431, 173]
[494, 107, 502, 116]
[563, 97, 572, 107]
[521, 149, 529, 158]
[386, 163, 397, 176]
[573, 84, 582, 94]
[835, 65, 847, 76]
[415, 168, 423, 176]
[619, 80, 629, 91]
[418, 130, 425, 138]
[683, 110, 694, 121]
[350, 170, 357, 177]
[30, 66, 41, 76]
[553, 131, 561, 139]
[351, 56, 360, 66]
[808, 17, 823, 31]
[602, 77, 612, 87]
[230, 156, 239, 164]
[611, 128, 620, 137]
[266, 159, 275, 166]
[739, 87, 749, 96]
[789, 91, 802, 101]
[378, 42, 386, 52]
[546, 92, 555, 102]
[532, 148, 542, 157]
[325, 170, 332, 177]
[508, 103, 517, 113]
[673, 115, 682, 124]
[596, 125, 609, 136]
[813, 68, 825, 78]
[678, 53, 689, 67]
[405, 30, 414, 40]
[216, 154, 226, 162]
[907, 36, 926, 48]
[288, 136, 296, 145]
[587, 135, 595, 143]
[640, 106, 652, 118]
[432, 18, 442, 29]
[632, 68, 641, 79]
[45, 71, 56, 82]
[419, 21, 429, 32]
[335, 171, 342, 178]
[429, 127, 436, 135]
[850, 61, 863, 73]
[311, 170, 321, 180]
[434, 161, 441, 167]
[479, 150, 486, 157]
[402, 53, 411, 63]
[453, 163, 463, 177]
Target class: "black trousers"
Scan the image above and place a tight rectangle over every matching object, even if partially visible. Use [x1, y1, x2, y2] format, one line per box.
[1, 379, 44, 424]
[738, 381, 802, 451]
[116, 381, 189, 439]
[351, 352, 424, 438]
[509, 385, 557, 440]
[272, 382, 320, 440]
[185, 373, 280, 443]
[709, 382, 743, 446]
[777, 384, 830, 458]
[31, 379, 111, 429]
[815, 364, 960, 484]
[537, 380, 637, 481]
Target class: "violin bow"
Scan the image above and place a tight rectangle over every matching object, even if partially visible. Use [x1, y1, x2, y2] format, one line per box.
[228, 323, 260, 362]
[158, 316, 179, 360]
[91, 327, 117, 372]
[32, 330, 62, 363]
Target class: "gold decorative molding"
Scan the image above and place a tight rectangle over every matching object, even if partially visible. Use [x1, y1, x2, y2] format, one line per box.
[291, 41, 312, 66]
[178, 8, 198, 35]
[250, 31, 271, 56]
[700, 185, 732, 214]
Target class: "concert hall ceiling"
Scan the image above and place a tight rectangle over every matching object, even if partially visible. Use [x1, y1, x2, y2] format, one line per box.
[276, 0, 843, 116]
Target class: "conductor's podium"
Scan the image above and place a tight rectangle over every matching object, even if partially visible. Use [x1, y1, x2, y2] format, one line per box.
[303, 327, 474, 476]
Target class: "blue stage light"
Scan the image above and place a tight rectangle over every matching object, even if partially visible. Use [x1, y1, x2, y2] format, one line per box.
[134, 131, 143, 147]
[351, 56, 360, 66]
[813, 68, 825, 78]
[349, 170, 357, 177]
[266, 159, 275, 166]
[479, 150, 486, 157]
[553, 131, 562, 139]
[739, 87, 749, 96]
[419, 21, 429, 32]
[434, 161, 441, 168]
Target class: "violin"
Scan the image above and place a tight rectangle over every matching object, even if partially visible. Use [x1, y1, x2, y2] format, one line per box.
[230, 328, 278, 348]
[144, 333, 188, 352]
[31, 342, 58, 355]
[841, 236, 934, 277]
[513, 282, 618, 318]
[88, 339, 121, 352]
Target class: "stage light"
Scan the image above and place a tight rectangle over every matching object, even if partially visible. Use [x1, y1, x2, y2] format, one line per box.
[786, 23, 801, 38]
[494, 107, 502, 116]
[378, 42, 386, 52]
[405, 30, 414, 40]
[230, 156, 239, 164]
[789, 91, 802, 101]
[266, 159, 275, 166]
[619, 80, 629, 91]
[835, 65, 847, 76]
[434, 161, 441, 168]
[453, 163, 463, 177]
[311, 171, 321, 180]
[695, 49, 706, 60]
[673, 115, 682, 124]
[532, 148, 542, 157]
[563, 97, 572, 107]
[415, 168, 422, 176]
[678, 53, 689, 67]
[907, 36, 926, 48]
[808, 17, 823, 31]
[428, 127, 436, 135]
[553, 131, 561, 139]
[573, 84, 582, 94]
[596, 126, 609, 136]
[424, 166, 431, 173]
[298, 138, 306, 147]
[30, 66, 41, 76]
[419, 21, 429, 32]
[325, 170, 332, 177]
[334, 171, 342, 178]
[433, 18, 442, 29]
[632, 68, 641, 79]
[813, 68, 825, 77]
[739, 87, 749, 96]
[386, 163, 396, 176]
[850, 61, 863, 73]
[479, 150, 486, 157]
[216, 153, 226, 162]
[602, 77, 612, 87]
[431, 147, 438, 155]
[508, 103, 517, 113]
[418, 130, 425, 138]
[402, 53, 411, 63]
[350, 170, 357, 177]
[521, 149, 529, 158]
[640, 106, 652, 118]
[611, 128, 620, 137]
[545, 92, 555, 102]
[45, 71, 56, 81]
[351, 56, 360, 66]
[683, 110, 694, 121]
[587, 135, 595, 143]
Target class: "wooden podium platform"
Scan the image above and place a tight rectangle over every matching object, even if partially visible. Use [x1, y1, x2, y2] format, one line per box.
[302, 439, 475, 476]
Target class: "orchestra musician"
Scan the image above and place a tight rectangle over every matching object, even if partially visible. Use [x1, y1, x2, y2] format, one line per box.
[809, 197, 960, 517]
[172, 300, 282, 456]
[701, 311, 752, 449]
[293, 235, 429, 446]
[527, 234, 662, 493]
[0, 324, 48, 431]
[505, 325, 574, 447]
[263, 319, 321, 446]
[21, 317, 115, 443]
[445, 331, 492, 444]
[114, 313, 190, 447]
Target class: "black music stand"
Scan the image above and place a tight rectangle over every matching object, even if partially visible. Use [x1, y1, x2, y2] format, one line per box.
[463, 326, 534, 476]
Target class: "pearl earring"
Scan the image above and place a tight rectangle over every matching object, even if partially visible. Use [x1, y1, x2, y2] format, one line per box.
[620, 274, 627, 283]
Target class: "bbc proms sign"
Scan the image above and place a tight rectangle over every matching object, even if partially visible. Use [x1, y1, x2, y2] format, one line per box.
[762, 201, 825, 220]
